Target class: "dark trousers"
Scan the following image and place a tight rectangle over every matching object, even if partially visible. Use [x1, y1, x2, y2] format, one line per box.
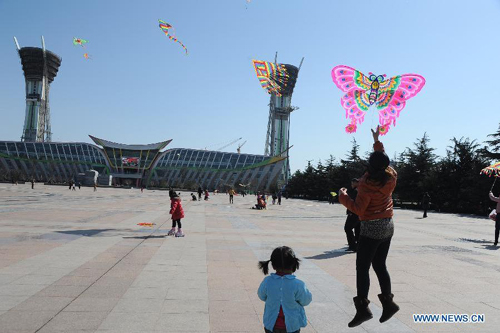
[344, 215, 360, 250]
[230, 195, 234, 203]
[495, 215, 500, 244]
[356, 236, 392, 299]
[423, 205, 429, 218]
[265, 329, 299, 333]
[172, 219, 182, 228]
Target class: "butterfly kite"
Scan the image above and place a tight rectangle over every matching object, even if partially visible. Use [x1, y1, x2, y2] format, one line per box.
[158, 19, 188, 55]
[331, 65, 425, 135]
[73, 37, 89, 47]
[252, 60, 290, 96]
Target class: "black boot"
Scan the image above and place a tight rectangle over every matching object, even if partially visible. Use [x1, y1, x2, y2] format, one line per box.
[348, 296, 373, 328]
[378, 293, 400, 323]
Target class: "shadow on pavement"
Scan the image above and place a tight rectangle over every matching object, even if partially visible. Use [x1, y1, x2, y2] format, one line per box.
[123, 235, 167, 239]
[479, 245, 499, 250]
[56, 229, 116, 237]
[458, 238, 492, 244]
[305, 248, 352, 260]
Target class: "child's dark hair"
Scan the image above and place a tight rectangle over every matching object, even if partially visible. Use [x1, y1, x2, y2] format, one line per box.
[258, 246, 300, 275]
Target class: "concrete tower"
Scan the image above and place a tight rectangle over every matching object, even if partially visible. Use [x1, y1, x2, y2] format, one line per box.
[264, 57, 303, 186]
[14, 37, 62, 142]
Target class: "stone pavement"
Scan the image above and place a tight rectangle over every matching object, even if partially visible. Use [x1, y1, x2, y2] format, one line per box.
[0, 184, 499, 332]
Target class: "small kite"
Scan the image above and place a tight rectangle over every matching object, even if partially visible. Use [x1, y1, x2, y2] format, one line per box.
[73, 37, 89, 47]
[330, 192, 337, 197]
[331, 65, 425, 135]
[137, 223, 156, 227]
[252, 60, 290, 96]
[158, 19, 188, 55]
[83, 53, 92, 60]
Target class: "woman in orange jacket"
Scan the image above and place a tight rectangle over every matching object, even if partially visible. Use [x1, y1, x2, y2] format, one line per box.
[339, 126, 399, 328]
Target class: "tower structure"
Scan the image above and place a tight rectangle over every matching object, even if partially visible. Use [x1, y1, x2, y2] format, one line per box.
[14, 36, 62, 142]
[263, 56, 303, 186]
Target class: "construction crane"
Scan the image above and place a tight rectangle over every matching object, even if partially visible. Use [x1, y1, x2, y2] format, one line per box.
[237, 140, 247, 154]
[217, 137, 242, 151]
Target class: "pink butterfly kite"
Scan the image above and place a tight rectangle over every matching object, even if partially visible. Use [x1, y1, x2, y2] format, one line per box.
[331, 65, 425, 135]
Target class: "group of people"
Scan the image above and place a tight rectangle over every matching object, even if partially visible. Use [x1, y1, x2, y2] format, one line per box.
[258, 127, 398, 333]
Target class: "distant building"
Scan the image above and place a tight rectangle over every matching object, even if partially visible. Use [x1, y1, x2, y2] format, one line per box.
[0, 40, 286, 190]
[0, 137, 285, 190]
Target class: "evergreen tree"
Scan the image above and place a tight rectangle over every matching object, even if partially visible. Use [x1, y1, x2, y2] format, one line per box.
[483, 122, 500, 159]
[395, 133, 437, 203]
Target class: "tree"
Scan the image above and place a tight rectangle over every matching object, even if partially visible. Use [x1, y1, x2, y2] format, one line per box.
[482, 122, 500, 159]
[434, 137, 491, 214]
[395, 133, 437, 203]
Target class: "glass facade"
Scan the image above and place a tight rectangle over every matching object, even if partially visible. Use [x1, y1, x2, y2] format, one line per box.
[155, 148, 267, 170]
[0, 141, 109, 183]
[0, 140, 285, 190]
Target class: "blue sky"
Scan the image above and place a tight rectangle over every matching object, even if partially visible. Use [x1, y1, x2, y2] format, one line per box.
[1, 0, 499, 172]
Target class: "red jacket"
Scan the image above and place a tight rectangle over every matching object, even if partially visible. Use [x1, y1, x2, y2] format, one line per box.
[170, 197, 185, 220]
[339, 141, 397, 221]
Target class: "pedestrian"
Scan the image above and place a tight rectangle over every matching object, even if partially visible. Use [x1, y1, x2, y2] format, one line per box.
[338, 126, 400, 327]
[272, 193, 277, 205]
[204, 189, 209, 201]
[197, 186, 203, 201]
[277, 191, 282, 205]
[31, 179, 35, 190]
[141, 185, 144, 193]
[78, 182, 81, 190]
[69, 181, 73, 190]
[168, 193, 185, 237]
[72, 182, 76, 191]
[228, 188, 235, 204]
[422, 192, 430, 218]
[344, 178, 361, 252]
[489, 191, 500, 246]
[258, 246, 312, 333]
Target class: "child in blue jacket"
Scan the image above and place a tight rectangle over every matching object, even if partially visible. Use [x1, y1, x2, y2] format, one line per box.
[258, 246, 312, 333]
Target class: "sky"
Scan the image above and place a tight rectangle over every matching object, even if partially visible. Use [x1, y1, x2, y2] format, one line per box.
[1, 0, 500, 173]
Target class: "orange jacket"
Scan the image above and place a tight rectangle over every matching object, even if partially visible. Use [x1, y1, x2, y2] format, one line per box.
[339, 141, 397, 221]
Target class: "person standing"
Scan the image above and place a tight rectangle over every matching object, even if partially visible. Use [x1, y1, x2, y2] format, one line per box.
[489, 191, 500, 246]
[277, 191, 282, 205]
[197, 186, 203, 201]
[31, 179, 35, 190]
[272, 193, 277, 205]
[258, 246, 312, 333]
[344, 178, 360, 252]
[228, 188, 235, 204]
[422, 192, 430, 218]
[338, 126, 399, 328]
[168, 193, 185, 237]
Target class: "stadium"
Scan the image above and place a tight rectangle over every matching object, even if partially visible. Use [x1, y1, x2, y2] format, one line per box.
[0, 39, 300, 191]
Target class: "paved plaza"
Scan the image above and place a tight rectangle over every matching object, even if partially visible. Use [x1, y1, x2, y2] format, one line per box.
[0, 184, 499, 332]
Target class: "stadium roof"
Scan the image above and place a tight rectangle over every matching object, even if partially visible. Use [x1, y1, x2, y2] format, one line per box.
[89, 135, 172, 151]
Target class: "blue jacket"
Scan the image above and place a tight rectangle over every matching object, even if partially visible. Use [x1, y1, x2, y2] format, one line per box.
[257, 274, 312, 332]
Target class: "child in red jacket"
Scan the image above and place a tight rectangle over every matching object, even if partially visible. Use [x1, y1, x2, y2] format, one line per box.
[168, 193, 185, 237]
